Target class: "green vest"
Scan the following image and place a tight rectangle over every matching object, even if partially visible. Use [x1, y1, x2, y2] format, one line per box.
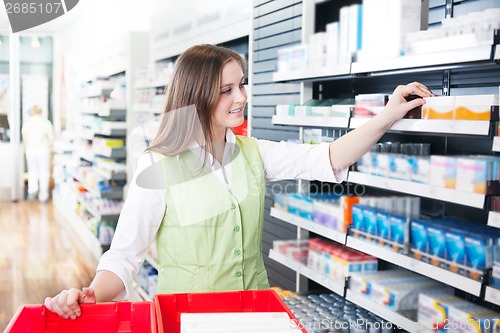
[155, 136, 270, 293]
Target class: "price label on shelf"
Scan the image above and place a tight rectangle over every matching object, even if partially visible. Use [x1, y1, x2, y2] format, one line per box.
[488, 211, 500, 229]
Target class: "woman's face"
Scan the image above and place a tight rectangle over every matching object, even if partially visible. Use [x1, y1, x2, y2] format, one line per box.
[211, 60, 247, 138]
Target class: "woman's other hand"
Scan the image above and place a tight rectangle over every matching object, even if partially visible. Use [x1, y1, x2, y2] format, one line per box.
[44, 287, 96, 320]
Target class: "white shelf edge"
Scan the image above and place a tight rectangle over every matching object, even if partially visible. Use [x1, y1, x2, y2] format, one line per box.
[495, 47, 500, 61]
[346, 290, 418, 333]
[269, 250, 345, 296]
[351, 118, 490, 136]
[272, 65, 351, 82]
[347, 171, 486, 209]
[351, 45, 492, 74]
[487, 211, 500, 229]
[272, 115, 350, 128]
[270, 207, 346, 244]
[346, 236, 482, 296]
[493, 137, 500, 152]
[484, 286, 500, 306]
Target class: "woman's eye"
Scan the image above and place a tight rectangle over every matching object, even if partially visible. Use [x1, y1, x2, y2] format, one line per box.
[221, 89, 231, 95]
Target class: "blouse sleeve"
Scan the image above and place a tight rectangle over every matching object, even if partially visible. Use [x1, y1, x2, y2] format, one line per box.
[256, 139, 348, 183]
[96, 151, 167, 300]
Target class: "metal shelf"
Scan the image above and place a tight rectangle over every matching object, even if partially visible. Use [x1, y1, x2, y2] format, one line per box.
[346, 236, 483, 296]
[270, 208, 346, 244]
[272, 116, 350, 128]
[351, 45, 493, 75]
[272, 64, 351, 82]
[347, 171, 490, 209]
[345, 290, 418, 333]
[350, 118, 491, 136]
[484, 286, 500, 306]
[487, 211, 500, 229]
[269, 250, 345, 296]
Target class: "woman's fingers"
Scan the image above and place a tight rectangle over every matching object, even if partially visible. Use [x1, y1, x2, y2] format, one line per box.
[44, 288, 85, 320]
[402, 82, 434, 98]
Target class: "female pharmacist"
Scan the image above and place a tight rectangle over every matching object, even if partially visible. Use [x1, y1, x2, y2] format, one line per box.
[45, 44, 432, 320]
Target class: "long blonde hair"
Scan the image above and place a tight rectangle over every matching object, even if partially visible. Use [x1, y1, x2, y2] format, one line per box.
[147, 45, 246, 157]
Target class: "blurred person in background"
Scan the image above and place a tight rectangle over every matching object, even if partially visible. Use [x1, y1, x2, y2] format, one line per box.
[22, 105, 54, 203]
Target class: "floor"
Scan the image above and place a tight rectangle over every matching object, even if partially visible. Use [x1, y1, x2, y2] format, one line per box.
[0, 200, 96, 330]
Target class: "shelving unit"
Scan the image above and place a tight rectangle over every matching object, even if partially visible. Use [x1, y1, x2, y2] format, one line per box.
[53, 32, 149, 264]
[269, 250, 345, 296]
[347, 171, 496, 209]
[261, 0, 500, 328]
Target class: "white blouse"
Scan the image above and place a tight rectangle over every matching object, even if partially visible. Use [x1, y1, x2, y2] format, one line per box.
[97, 130, 347, 300]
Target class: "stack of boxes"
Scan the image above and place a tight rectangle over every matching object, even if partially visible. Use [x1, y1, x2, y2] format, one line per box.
[418, 291, 500, 333]
[410, 218, 500, 281]
[349, 270, 452, 312]
[351, 196, 420, 253]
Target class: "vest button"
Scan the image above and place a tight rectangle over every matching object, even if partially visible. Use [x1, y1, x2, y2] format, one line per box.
[234, 270, 242, 277]
[234, 248, 241, 256]
[230, 203, 236, 210]
[233, 225, 240, 232]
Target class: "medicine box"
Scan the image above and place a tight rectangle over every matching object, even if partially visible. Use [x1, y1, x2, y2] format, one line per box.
[354, 94, 388, 117]
[417, 292, 469, 332]
[445, 228, 466, 273]
[426, 222, 447, 267]
[411, 219, 429, 260]
[422, 96, 455, 119]
[430, 156, 457, 189]
[455, 94, 498, 120]
[447, 303, 500, 333]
